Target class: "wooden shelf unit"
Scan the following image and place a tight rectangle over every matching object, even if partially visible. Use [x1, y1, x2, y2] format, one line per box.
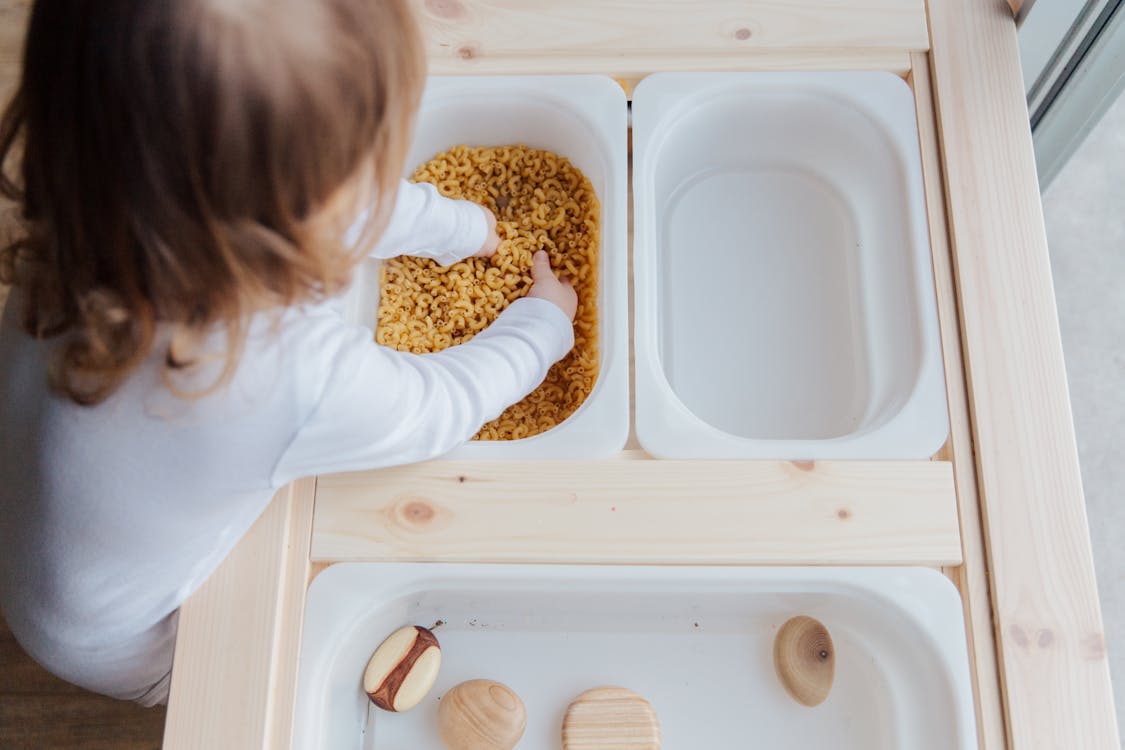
[146, 1, 1117, 747]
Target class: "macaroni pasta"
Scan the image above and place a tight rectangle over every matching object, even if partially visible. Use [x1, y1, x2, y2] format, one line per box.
[376, 144, 600, 440]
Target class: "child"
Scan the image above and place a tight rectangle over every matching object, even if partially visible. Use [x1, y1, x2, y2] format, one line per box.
[0, 0, 577, 706]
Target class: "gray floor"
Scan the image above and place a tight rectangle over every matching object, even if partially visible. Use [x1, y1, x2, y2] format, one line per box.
[1042, 89, 1125, 735]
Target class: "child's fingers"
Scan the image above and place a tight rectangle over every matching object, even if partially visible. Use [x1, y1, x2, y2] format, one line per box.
[528, 250, 578, 320]
[531, 250, 555, 281]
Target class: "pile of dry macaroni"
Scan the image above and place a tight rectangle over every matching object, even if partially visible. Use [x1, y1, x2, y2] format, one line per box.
[376, 145, 599, 440]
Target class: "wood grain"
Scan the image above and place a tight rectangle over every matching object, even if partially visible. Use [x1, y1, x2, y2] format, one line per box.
[438, 679, 527, 750]
[263, 479, 315, 748]
[163, 479, 316, 750]
[928, 1, 1120, 747]
[311, 461, 962, 565]
[773, 616, 835, 707]
[412, 0, 925, 78]
[432, 47, 915, 81]
[909, 51, 1008, 750]
[1, 616, 165, 750]
[0, 694, 165, 750]
[0, 0, 27, 318]
[0, 0, 27, 101]
[562, 687, 660, 750]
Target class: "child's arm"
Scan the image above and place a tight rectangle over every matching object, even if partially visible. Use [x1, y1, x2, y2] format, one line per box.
[271, 252, 576, 484]
[350, 180, 498, 266]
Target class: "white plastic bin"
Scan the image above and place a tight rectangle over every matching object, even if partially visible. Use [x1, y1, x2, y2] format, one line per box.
[632, 72, 949, 459]
[344, 76, 629, 459]
[293, 564, 978, 749]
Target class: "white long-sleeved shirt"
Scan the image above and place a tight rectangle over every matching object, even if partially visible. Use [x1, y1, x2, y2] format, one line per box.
[0, 181, 573, 705]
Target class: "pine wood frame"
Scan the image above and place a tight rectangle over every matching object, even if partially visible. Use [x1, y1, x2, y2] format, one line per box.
[161, 2, 1119, 747]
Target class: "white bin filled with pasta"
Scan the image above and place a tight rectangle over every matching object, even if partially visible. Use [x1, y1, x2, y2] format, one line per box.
[343, 76, 629, 459]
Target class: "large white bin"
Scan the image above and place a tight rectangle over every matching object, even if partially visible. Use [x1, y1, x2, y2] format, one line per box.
[344, 75, 629, 459]
[632, 72, 948, 459]
[293, 564, 978, 749]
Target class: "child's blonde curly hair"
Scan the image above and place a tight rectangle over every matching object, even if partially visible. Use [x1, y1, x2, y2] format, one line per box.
[0, 0, 426, 404]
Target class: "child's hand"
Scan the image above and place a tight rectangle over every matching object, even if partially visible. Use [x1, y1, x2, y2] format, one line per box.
[527, 250, 577, 321]
[472, 205, 501, 258]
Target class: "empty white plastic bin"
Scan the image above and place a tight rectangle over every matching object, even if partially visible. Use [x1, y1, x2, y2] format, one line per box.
[343, 76, 629, 459]
[293, 564, 978, 749]
[632, 72, 948, 459]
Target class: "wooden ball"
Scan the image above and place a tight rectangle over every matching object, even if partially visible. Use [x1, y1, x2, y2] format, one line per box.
[562, 686, 661, 750]
[363, 625, 441, 712]
[438, 679, 527, 750]
[773, 616, 835, 707]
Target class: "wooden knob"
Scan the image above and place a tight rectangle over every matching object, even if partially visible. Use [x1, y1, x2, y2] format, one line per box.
[562, 686, 661, 749]
[363, 625, 441, 712]
[438, 679, 527, 750]
[773, 616, 835, 707]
